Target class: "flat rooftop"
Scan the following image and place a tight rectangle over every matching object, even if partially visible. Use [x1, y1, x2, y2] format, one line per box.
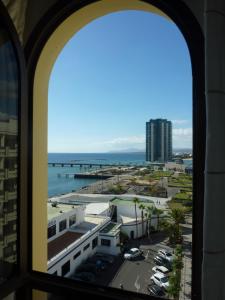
[71, 215, 109, 233]
[120, 215, 141, 225]
[49, 193, 88, 204]
[48, 231, 83, 260]
[47, 203, 79, 221]
[86, 202, 109, 215]
[100, 222, 121, 235]
[111, 198, 154, 207]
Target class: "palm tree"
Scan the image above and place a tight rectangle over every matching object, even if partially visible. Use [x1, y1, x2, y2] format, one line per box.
[166, 244, 184, 299]
[132, 197, 140, 238]
[168, 208, 185, 226]
[166, 271, 181, 300]
[145, 206, 154, 237]
[161, 208, 185, 245]
[153, 208, 164, 231]
[138, 203, 145, 237]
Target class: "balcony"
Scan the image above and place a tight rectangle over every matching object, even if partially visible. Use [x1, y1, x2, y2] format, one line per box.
[7, 191, 17, 201]
[0, 190, 4, 201]
[0, 148, 5, 157]
[0, 170, 5, 180]
[8, 169, 17, 178]
[5, 210, 17, 222]
[4, 232, 17, 244]
[5, 148, 17, 157]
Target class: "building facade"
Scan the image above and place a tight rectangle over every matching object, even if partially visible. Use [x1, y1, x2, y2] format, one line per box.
[0, 118, 18, 274]
[47, 202, 121, 277]
[146, 119, 172, 162]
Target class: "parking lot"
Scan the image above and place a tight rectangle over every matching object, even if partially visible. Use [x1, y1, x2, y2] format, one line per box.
[72, 232, 173, 297]
[109, 237, 172, 295]
[109, 248, 156, 294]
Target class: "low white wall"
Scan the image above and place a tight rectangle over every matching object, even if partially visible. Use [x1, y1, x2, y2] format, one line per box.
[121, 216, 158, 239]
[98, 233, 120, 255]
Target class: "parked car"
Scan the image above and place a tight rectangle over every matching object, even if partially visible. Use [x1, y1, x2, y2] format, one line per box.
[73, 272, 95, 283]
[86, 257, 108, 269]
[158, 249, 174, 262]
[153, 255, 172, 271]
[151, 272, 169, 290]
[147, 284, 165, 297]
[95, 253, 115, 264]
[124, 248, 143, 260]
[152, 265, 170, 276]
[76, 263, 98, 275]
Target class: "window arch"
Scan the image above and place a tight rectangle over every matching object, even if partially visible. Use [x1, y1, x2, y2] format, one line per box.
[25, 1, 205, 299]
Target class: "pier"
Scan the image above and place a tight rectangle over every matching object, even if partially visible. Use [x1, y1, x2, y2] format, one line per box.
[57, 173, 113, 179]
[49, 162, 136, 168]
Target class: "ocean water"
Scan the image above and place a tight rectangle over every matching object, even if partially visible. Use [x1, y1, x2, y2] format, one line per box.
[48, 152, 146, 197]
[48, 153, 192, 197]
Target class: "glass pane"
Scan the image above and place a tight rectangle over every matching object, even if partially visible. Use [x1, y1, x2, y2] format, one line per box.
[0, 22, 19, 284]
[46, 10, 192, 300]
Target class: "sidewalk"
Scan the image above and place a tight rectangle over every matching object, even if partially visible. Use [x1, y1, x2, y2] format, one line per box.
[180, 253, 192, 300]
[179, 221, 192, 300]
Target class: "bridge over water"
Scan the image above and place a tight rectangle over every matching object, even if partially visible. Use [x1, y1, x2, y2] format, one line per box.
[48, 162, 138, 168]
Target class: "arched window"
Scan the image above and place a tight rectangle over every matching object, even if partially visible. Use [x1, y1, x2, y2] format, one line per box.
[0, 0, 205, 299]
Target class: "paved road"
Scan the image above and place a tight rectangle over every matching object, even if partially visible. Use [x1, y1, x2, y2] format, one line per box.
[109, 237, 173, 295]
[109, 250, 154, 294]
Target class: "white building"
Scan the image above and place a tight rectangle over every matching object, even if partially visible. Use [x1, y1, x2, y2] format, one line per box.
[47, 202, 120, 277]
[110, 198, 160, 239]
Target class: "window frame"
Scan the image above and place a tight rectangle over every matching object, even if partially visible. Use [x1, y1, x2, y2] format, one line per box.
[83, 243, 90, 252]
[59, 219, 67, 232]
[47, 224, 56, 239]
[101, 239, 111, 247]
[17, 0, 205, 299]
[61, 260, 70, 277]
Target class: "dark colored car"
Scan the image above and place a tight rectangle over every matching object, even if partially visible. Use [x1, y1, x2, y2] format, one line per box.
[72, 272, 95, 283]
[87, 256, 108, 268]
[147, 284, 165, 297]
[95, 253, 115, 264]
[153, 255, 172, 271]
[76, 263, 98, 275]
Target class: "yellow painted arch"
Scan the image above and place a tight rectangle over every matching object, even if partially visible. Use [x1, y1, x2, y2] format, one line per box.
[33, 0, 170, 272]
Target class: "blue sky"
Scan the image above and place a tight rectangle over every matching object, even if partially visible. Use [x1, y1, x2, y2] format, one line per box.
[48, 10, 192, 153]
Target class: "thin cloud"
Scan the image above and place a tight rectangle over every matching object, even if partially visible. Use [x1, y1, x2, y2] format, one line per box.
[173, 128, 192, 148]
[172, 119, 189, 125]
[104, 135, 145, 146]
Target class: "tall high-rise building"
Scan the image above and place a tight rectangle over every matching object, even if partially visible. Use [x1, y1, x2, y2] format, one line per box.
[146, 119, 172, 162]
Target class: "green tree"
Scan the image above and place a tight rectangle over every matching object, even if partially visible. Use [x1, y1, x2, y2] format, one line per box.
[168, 208, 185, 226]
[162, 208, 185, 245]
[166, 244, 184, 299]
[132, 197, 140, 238]
[138, 203, 145, 237]
[144, 206, 154, 237]
[153, 207, 164, 231]
[166, 271, 181, 300]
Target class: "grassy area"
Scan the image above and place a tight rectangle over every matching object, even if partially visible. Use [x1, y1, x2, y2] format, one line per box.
[174, 192, 191, 201]
[167, 201, 185, 210]
[107, 184, 126, 194]
[142, 171, 173, 181]
[151, 171, 173, 177]
[168, 175, 192, 188]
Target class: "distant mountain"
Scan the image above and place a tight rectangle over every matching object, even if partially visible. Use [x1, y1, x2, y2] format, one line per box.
[173, 148, 192, 153]
[108, 148, 145, 153]
[108, 148, 192, 154]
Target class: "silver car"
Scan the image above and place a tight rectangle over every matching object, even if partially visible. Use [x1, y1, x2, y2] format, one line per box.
[124, 248, 143, 260]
